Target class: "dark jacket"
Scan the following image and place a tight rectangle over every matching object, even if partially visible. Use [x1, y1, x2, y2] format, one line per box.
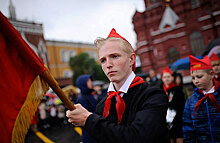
[183, 86, 220, 143]
[76, 75, 97, 143]
[84, 82, 170, 143]
[148, 77, 162, 88]
[166, 86, 186, 138]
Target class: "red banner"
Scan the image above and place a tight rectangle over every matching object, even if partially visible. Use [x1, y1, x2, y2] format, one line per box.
[0, 12, 48, 143]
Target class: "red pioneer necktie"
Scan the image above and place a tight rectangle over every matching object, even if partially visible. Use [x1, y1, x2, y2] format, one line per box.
[163, 82, 176, 96]
[193, 79, 220, 118]
[103, 76, 145, 123]
[216, 74, 220, 80]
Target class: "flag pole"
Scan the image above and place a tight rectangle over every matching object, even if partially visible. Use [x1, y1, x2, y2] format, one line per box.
[40, 69, 76, 110]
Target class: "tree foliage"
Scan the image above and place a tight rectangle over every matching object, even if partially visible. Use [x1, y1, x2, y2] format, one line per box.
[69, 52, 108, 85]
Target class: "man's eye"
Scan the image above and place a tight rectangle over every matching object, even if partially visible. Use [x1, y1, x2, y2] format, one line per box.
[197, 76, 202, 79]
[113, 55, 118, 58]
[100, 59, 106, 63]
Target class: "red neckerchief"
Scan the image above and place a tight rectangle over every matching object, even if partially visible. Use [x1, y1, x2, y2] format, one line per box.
[193, 78, 220, 118]
[103, 76, 145, 124]
[163, 82, 176, 99]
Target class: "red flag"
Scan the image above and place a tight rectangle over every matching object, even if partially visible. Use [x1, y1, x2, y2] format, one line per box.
[0, 12, 49, 143]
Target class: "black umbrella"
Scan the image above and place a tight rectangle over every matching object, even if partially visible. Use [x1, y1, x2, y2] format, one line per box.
[202, 37, 220, 56]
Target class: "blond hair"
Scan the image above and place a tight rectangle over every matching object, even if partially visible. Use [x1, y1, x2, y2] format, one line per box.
[94, 37, 133, 55]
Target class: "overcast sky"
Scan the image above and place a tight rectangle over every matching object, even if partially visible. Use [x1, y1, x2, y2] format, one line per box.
[0, 0, 145, 48]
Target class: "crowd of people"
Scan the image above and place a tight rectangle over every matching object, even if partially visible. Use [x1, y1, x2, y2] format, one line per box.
[31, 28, 220, 143]
[29, 75, 107, 134]
[145, 52, 220, 143]
[66, 28, 220, 143]
[30, 97, 68, 132]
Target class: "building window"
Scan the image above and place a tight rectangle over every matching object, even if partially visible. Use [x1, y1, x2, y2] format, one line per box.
[191, 0, 200, 9]
[190, 31, 205, 56]
[69, 50, 76, 58]
[60, 49, 69, 63]
[151, 0, 157, 3]
[38, 39, 48, 67]
[63, 70, 73, 78]
[136, 55, 141, 67]
[168, 48, 180, 64]
[86, 51, 97, 61]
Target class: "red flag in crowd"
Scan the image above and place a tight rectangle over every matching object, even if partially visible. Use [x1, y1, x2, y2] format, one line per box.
[0, 12, 49, 143]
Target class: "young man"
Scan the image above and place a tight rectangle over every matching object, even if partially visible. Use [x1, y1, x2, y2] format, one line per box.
[148, 69, 162, 87]
[182, 55, 220, 142]
[210, 53, 220, 81]
[66, 28, 169, 143]
[162, 66, 185, 143]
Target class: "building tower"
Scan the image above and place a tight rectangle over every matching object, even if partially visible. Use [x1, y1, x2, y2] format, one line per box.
[8, 0, 16, 20]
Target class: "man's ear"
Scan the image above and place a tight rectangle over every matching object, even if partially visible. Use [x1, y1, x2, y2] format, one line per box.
[210, 70, 215, 79]
[129, 53, 136, 67]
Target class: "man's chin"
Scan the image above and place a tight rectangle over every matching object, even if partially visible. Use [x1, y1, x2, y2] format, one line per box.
[109, 78, 119, 83]
[197, 87, 205, 90]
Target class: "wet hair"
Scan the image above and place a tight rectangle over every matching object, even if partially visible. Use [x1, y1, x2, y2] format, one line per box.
[94, 37, 133, 55]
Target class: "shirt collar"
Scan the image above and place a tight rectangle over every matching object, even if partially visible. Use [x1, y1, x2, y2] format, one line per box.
[108, 71, 136, 93]
[202, 86, 215, 94]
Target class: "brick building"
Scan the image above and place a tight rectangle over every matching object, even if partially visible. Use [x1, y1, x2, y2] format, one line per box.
[132, 0, 220, 80]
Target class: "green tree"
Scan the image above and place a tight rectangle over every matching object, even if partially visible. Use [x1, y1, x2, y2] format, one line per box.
[69, 52, 108, 85]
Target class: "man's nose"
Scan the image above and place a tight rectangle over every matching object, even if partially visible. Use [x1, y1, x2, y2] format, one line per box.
[194, 78, 199, 83]
[106, 59, 113, 68]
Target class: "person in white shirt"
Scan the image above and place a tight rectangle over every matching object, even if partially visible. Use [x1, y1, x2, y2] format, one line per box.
[66, 28, 169, 143]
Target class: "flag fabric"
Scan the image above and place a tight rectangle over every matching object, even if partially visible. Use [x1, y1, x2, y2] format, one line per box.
[0, 12, 49, 143]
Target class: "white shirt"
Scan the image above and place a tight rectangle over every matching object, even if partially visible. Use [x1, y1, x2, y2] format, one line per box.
[107, 71, 135, 98]
[202, 86, 215, 95]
